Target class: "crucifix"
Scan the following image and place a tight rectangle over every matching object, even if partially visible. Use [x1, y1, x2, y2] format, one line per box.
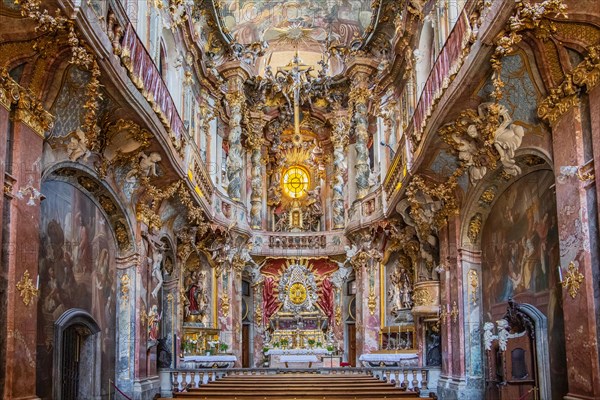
[279, 49, 312, 139]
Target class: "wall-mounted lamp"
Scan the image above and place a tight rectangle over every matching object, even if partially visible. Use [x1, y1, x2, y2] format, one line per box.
[380, 141, 396, 159]
[15, 183, 43, 206]
[559, 261, 585, 299]
[557, 164, 594, 184]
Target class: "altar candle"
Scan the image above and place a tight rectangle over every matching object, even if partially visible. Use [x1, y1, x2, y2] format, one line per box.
[556, 265, 562, 283]
[36, 274, 39, 290]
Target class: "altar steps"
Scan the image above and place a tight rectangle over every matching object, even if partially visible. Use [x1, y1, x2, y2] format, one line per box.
[169, 373, 422, 399]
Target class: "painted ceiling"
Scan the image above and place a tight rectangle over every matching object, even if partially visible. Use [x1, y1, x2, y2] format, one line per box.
[215, 0, 376, 47]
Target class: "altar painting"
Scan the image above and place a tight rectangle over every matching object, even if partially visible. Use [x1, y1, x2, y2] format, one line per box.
[36, 180, 117, 399]
[481, 169, 567, 399]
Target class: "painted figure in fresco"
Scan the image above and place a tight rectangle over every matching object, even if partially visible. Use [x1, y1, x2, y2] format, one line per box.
[498, 242, 522, 302]
[43, 266, 61, 314]
[148, 305, 161, 341]
[75, 212, 92, 273]
[92, 248, 110, 328]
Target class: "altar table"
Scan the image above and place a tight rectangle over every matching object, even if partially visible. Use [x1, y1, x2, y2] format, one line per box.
[266, 349, 331, 368]
[280, 355, 320, 368]
[180, 355, 237, 369]
[358, 352, 419, 367]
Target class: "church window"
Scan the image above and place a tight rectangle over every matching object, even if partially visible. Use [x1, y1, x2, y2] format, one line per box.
[282, 165, 310, 199]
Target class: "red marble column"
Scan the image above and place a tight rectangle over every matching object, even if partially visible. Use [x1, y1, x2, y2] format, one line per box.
[588, 85, 600, 250]
[438, 217, 466, 380]
[355, 261, 381, 360]
[4, 117, 44, 400]
[0, 101, 9, 398]
[217, 267, 242, 366]
[552, 105, 600, 399]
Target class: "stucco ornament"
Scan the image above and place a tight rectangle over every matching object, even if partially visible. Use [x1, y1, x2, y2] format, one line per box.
[278, 263, 318, 314]
[496, 319, 510, 352]
[483, 321, 497, 351]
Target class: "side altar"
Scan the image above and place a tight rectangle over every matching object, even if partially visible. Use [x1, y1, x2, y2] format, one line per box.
[263, 262, 336, 368]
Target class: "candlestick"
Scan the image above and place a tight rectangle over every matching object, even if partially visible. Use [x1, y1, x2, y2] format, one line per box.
[558, 265, 563, 282]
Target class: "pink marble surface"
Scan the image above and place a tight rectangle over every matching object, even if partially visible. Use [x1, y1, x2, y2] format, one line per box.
[552, 105, 600, 399]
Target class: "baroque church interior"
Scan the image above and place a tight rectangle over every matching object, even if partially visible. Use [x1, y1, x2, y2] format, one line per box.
[1, 0, 600, 399]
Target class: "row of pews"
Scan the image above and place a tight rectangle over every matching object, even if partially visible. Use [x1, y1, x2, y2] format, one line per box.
[164, 372, 429, 399]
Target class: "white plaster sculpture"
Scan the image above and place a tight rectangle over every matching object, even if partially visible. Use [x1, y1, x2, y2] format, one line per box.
[483, 321, 497, 351]
[66, 128, 90, 162]
[496, 319, 510, 352]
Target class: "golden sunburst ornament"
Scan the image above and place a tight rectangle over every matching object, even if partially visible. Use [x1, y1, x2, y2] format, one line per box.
[289, 282, 307, 304]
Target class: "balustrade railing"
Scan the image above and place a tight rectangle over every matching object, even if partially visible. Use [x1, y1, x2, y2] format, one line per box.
[162, 366, 436, 394]
[384, 10, 473, 202]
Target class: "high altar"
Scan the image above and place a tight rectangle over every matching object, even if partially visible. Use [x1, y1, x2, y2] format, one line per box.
[263, 261, 335, 367]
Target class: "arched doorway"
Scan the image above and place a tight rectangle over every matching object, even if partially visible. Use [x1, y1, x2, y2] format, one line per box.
[53, 309, 101, 400]
[479, 169, 567, 399]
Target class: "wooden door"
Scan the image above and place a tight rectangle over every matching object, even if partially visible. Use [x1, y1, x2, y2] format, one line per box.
[347, 323, 356, 367]
[61, 325, 82, 400]
[242, 324, 250, 368]
[499, 334, 537, 400]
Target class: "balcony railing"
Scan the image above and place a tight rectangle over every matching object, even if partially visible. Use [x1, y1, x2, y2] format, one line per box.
[384, 11, 473, 202]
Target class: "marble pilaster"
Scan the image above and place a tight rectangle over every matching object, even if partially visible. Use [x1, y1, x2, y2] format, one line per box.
[217, 264, 243, 367]
[4, 117, 44, 400]
[115, 257, 139, 394]
[551, 105, 600, 399]
[351, 244, 382, 362]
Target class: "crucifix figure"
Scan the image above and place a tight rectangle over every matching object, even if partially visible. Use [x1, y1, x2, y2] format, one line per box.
[278, 51, 312, 140]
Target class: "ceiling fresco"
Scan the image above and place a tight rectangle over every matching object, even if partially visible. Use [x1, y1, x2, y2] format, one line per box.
[214, 0, 377, 47]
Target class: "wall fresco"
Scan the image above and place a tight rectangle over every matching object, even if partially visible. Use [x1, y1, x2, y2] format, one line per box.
[36, 180, 117, 399]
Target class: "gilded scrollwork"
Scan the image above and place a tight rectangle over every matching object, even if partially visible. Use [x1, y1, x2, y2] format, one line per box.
[538, 44, 600, 124]
[16, 270, 39, 307]
[412, 288, 433, 307]
[490, 0, 567, 101]
[0, 68, 54, 137]
[467, 213, 483, 244]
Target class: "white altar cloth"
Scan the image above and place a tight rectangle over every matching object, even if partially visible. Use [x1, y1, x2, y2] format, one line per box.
[181, 355, 236, 369]
[266, 348, 330, 356]
[183, 355, 237, 362]
[280, 355, 320, 363]
[359, 352, 419, 367]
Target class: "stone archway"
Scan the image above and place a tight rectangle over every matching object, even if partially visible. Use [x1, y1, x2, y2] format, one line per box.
[459, 153, 567, 400]
[53, 309, 101, 400]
